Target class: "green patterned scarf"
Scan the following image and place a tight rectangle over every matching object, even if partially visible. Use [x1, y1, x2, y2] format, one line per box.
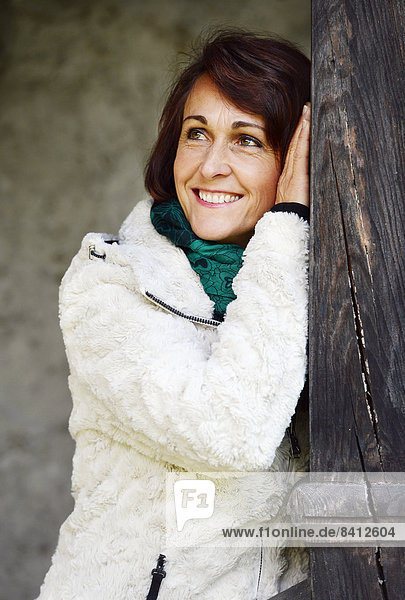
[150, 198, 244, 319]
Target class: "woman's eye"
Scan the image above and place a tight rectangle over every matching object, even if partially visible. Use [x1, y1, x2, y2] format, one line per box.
[186, 128, 206, 140]
[237, 135, 263, 148]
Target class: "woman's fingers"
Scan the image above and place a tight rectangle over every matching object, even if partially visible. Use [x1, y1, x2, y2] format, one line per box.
[282, 103, 309, 170]
[293, 105, 310, 173]
[275, 103, 310, 208]
[286, 104, 309, 164]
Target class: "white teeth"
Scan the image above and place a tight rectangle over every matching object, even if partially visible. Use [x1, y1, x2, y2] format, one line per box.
[198, 191, 241, 204]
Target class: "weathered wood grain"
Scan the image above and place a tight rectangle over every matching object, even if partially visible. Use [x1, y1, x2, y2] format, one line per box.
[309, 0, 405, 599]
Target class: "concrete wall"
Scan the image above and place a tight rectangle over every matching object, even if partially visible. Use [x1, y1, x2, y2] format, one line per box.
[0, 1, 310, 597]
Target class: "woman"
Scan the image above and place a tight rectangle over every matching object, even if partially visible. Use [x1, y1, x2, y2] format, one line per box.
[36, 31, 310, 600]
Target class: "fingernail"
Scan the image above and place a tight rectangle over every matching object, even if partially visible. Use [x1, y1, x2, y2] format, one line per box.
[302, 104, 308, 115]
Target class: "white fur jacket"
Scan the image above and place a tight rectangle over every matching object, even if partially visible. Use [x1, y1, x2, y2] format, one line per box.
[36, 198, 309, 600]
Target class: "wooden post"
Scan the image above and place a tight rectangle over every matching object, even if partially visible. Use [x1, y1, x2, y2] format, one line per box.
[309, 1, 405, 599]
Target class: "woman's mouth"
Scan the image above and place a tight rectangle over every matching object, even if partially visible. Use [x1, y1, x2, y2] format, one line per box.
[193, 189, 243, 206]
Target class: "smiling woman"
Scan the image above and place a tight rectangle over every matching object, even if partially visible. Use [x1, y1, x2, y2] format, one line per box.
[173, 74, 282, 246]
[36, 30, 311, 600]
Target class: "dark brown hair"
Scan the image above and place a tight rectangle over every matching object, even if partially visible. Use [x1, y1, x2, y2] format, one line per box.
[145, 30, 310, 202]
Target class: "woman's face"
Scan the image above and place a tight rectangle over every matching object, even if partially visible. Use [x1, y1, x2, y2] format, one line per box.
[173, 74, 281, 247]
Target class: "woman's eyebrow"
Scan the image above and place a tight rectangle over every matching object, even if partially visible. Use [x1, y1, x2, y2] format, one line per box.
[182, 115, 265, 132]
[183, 115, 207, 124]
[232, 120, 265, 131]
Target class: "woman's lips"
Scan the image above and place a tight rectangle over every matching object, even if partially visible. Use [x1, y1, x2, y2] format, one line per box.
[192, 188, 243, 207]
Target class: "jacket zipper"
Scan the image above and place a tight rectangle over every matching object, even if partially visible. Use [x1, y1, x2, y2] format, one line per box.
[144, 291, 221, 328]
[256, 542, 263, 599]
[146, 554, 166, 600]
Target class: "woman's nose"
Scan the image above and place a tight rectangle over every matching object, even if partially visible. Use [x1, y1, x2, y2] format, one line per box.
[199, 142, 232, 179]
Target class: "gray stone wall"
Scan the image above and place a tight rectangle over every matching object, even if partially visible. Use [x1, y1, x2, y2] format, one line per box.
[0, 1, 310, 597]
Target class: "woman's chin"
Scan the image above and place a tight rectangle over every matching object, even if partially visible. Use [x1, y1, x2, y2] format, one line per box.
[191, 222, 235, 243]
[190, 222, 249, 247]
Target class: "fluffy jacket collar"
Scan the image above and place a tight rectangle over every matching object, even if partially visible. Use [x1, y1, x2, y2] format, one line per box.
[117, 198, 223, 321]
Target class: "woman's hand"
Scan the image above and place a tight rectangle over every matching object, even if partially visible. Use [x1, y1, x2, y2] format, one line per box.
[275, 103, 310, 208]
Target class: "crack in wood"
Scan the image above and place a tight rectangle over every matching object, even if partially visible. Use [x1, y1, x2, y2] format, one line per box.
[328, 142, 384, 468]
[326, 26, 378, 453]
[376, 548, 389, 600]
[328, 143, 389, 599]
